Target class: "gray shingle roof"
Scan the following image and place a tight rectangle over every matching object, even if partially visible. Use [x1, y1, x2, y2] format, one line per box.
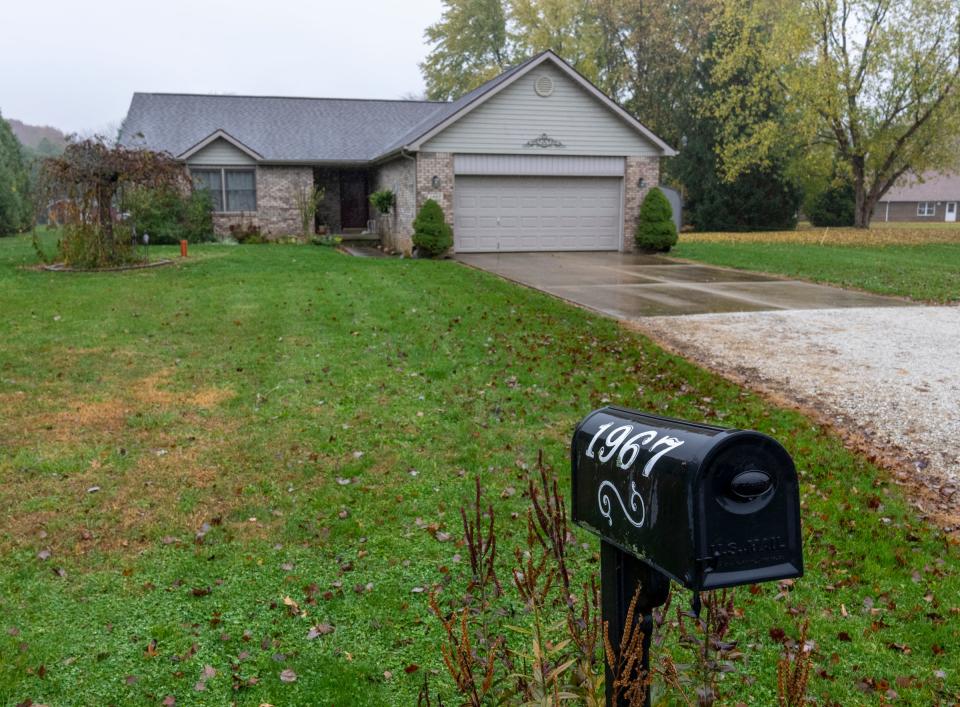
[118, 93, 447, 162]
[879, 171, 960, 202]
[117, 51, 674, 162]
[119, 53, 551, 163]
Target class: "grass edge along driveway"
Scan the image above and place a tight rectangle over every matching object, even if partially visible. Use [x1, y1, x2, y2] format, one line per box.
[673, 225, 960, 303]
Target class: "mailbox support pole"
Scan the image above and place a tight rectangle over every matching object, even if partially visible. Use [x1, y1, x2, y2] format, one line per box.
[601, 541, 670, 707]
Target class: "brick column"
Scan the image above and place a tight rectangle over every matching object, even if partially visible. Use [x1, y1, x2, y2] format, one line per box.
[416, 152, 455, 225]
[622, 156, 661, 252]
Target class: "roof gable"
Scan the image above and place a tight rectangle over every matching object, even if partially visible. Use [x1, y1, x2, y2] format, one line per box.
[178, 130, 262, 161]
[402, 51, 675, 157]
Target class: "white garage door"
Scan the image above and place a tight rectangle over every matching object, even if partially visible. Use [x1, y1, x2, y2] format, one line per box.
[454, 176, 622, 252]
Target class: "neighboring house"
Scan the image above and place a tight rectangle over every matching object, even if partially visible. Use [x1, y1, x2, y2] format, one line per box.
[875, 172, 959, 223]
[118, 50, 674, 254]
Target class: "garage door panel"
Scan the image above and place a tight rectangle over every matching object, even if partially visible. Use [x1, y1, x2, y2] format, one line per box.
[455, 175, 622, 252]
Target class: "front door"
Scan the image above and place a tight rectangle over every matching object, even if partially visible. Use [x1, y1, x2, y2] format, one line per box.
[946, 202, 957, 222]
[340, 172, 369, 230]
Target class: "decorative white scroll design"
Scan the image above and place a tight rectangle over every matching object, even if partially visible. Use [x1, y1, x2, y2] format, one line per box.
[598, 480, 646, 528]
[524, 133, 566, 148]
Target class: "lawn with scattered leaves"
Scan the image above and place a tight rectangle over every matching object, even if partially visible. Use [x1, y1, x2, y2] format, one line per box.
[1, 232, 958, 705]
[674, 224, 960, 303]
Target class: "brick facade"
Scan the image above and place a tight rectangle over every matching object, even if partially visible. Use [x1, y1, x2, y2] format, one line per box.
[209, 166, 314, 238]
[622, 156, 661, 252]
[207, 155, 664, 250]
[371, 156, 417, 253]
[256, 166, 314, 236]
[416, 152, 455, 226]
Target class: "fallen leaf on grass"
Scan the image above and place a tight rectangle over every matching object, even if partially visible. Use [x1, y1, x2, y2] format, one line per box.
[307, 623, 334, 639]
[279, 668, 297, 683]
[404, 664, 420, 674]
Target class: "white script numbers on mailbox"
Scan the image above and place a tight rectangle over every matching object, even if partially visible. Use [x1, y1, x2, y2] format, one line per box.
[586, 421, 685, 529]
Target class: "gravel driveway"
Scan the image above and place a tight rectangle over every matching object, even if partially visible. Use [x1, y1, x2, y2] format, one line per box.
[640, 306, 960, 527]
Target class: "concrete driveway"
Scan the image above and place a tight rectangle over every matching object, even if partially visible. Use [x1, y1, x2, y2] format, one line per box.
[456, 251, 910, 317]
[458, 251, 960, 528]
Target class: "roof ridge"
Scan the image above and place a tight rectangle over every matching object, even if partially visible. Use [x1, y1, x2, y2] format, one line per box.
[133, 91, 444, 104]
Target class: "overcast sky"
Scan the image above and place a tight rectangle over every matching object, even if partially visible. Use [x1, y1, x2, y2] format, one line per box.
[2, 0, 445, 134]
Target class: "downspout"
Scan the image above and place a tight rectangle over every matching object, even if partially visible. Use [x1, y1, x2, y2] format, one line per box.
[885, 201, 889, 222]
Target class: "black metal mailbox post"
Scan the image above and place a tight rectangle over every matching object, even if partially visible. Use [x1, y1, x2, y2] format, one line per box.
[571, 406, 803, 705]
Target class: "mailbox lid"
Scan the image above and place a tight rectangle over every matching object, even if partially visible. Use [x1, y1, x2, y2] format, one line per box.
[571, 407, 742, 588]
[694, 433, 803, 590]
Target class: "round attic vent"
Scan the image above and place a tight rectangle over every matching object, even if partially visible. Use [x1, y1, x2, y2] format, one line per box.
[534, 74, 554, 97]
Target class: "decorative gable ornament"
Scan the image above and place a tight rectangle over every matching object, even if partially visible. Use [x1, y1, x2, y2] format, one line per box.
[525, 133, 566, 149]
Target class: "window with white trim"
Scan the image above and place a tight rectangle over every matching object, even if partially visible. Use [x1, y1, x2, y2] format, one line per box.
[917, 201, 936, 216]
[191, 168, 256, 212]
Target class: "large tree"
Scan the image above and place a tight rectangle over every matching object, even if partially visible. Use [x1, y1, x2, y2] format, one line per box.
[0, 112, 32, 235]
[709, 0, 960, 227]
[421, 0, 512, 101]
[673, 14, 802, 231]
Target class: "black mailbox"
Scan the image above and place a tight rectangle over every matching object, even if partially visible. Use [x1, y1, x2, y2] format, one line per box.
[572, 406, 803, 591]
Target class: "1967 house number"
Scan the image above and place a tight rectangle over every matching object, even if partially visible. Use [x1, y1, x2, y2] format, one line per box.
[587, 422, 685, 530]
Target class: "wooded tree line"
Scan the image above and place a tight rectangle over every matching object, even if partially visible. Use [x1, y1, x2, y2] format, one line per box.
[422, 0, 960, 229]
[0, 111, 33, 235]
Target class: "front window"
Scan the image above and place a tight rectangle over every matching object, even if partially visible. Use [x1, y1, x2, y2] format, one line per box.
[191, 169, 223, 211]
[191, 168, 256, 212]
[917, 201, 936, 216]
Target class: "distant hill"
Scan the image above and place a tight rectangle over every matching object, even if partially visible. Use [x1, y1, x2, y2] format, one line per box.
[7, 118, 68, 156]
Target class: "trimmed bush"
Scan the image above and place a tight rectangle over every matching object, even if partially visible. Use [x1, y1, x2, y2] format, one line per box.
[634, 187, 678, 252]
[125, 186, 214, 244]
[412, 198, 452, 256]
[808, 181, 855, 227]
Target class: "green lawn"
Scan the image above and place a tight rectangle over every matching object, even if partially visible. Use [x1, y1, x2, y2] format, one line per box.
[1, 232, 958, 705]
[673, 226, 960, 303]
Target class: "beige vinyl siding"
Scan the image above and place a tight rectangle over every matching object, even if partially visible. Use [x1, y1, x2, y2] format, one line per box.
[187, 138, 256, 166]
[423, 63, 658, 156]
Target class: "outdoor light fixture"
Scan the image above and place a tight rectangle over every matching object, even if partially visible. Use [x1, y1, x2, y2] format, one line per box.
[431, 175, 441, 189]
[637, 177, 647, 188]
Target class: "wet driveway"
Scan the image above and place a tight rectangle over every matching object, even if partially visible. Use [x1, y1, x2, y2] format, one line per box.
[456, 252, 911, 318]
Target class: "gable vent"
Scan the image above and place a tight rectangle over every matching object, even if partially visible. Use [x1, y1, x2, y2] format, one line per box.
[534, 74, 555, 97]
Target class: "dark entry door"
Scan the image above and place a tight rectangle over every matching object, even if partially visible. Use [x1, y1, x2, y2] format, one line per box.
[340, 172, 368, 229]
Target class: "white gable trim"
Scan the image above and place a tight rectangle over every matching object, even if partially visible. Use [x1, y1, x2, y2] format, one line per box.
[177, 129, 263, 161]
[406, 51, 676, 156]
